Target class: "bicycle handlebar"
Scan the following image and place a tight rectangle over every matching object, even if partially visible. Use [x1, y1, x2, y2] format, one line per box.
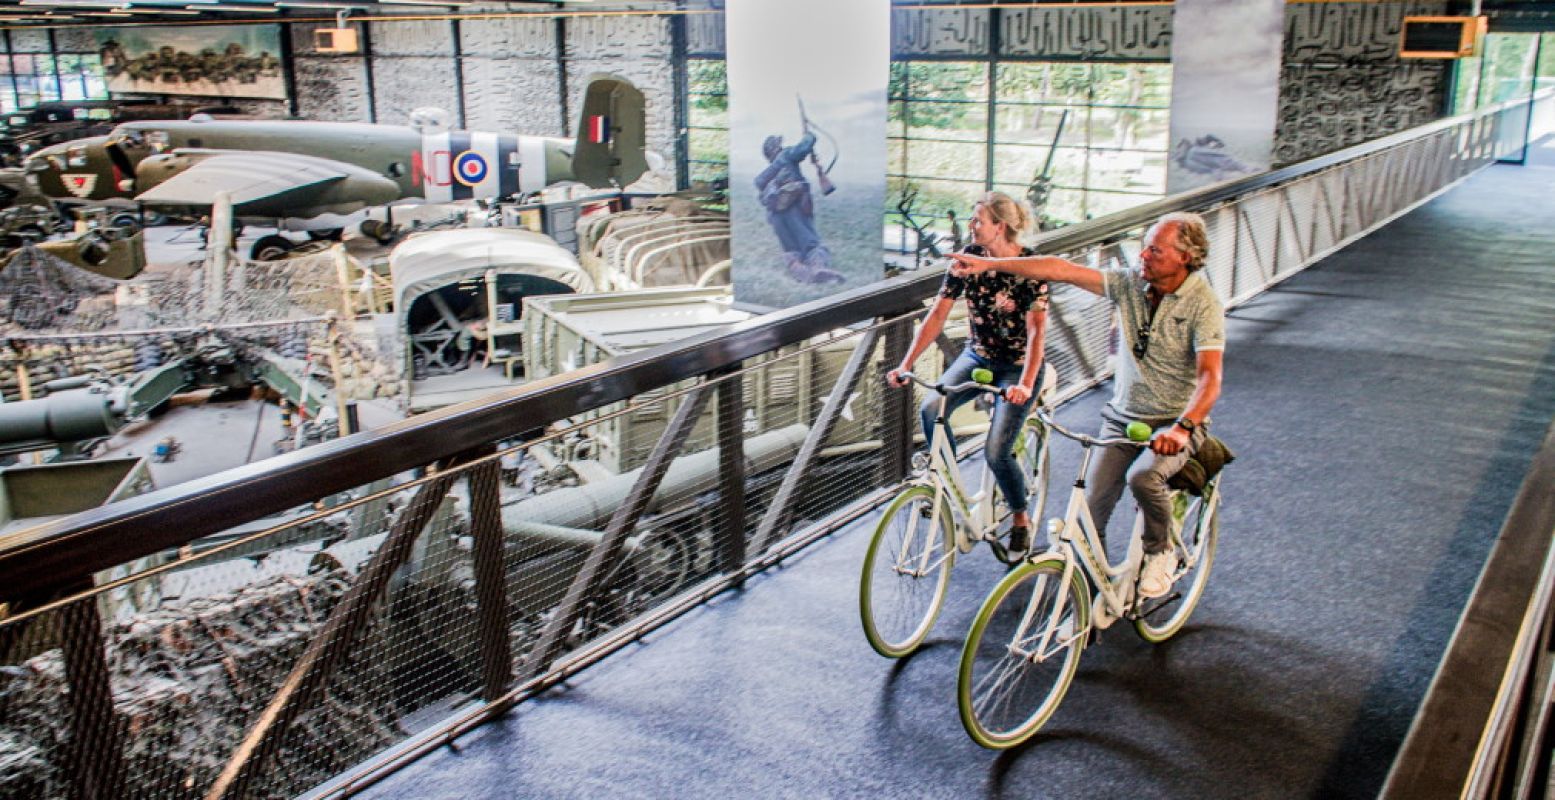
[893, 371, 1005, 398]
[1035, 408, 1148, 448]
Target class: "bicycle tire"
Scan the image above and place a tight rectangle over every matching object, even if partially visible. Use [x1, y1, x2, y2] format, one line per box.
[860, 485, 956, 658]
[957, 556, 1089, 748]
[1133, 485, 1221, 643]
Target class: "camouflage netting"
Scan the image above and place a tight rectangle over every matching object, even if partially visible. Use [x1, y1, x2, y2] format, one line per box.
[0, 245, 346, 337]
[0, 569, 399, 800]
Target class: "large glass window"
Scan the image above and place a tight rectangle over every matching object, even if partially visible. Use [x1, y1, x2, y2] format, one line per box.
[9, 54, 61, 108]
[887, 61, 989, 253]
[993, 62, 1171, 228]
[57, 55, 108, 103]
[888, 59, 1171, 253]
[686, 58, 729, 189]
[0, 48, 108, 113]
[1453, 32, 1550, 112]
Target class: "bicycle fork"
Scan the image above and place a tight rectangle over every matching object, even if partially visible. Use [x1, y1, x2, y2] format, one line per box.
[1008, 552, 1084, 664]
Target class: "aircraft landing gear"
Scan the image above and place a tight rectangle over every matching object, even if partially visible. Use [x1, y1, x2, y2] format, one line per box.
[251, 234, 295, 261]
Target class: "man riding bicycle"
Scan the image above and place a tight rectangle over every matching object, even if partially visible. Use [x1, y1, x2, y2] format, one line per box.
[950, 211, 1225, 598]
[886, 192, 1050, 562]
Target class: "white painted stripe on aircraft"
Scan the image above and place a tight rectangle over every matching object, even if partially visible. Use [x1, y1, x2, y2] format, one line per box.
[422, 132, 453, 202]
[469, 131, 499, 198]
[519, 135, 546, 196]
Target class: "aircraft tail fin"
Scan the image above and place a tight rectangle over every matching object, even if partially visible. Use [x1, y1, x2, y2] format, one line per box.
[571, 75, 648, 189]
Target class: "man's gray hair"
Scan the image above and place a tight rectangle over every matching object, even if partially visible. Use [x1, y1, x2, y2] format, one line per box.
[1153, 211, 1209, 272]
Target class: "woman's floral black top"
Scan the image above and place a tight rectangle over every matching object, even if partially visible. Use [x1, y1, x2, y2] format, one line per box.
[938, 246, 1050, 365]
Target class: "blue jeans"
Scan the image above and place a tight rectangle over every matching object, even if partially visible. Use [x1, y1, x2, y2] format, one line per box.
[919, 348, 1036, 516]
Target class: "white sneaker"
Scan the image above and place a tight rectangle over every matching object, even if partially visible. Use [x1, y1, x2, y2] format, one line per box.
[1138, 551, 1177, 599]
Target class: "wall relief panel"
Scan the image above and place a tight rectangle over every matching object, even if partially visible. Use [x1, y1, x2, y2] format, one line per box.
[1276, 61, 1447, 164]
[1275, 1, 1450, 165]
[370, 19, 456, 57]
[1001, 6, 1172, 61]
[52, 28, 99, 54]
[565, 16, 672, 61]
[295, 55, 372, 123]
[461, 57, 563, 136]
[460, 16, 555, 58]
[8, 29, 49, 53]
[686, 11, 726, 57]
[891, 8, 990, 57]
[371, 56, 460, 125]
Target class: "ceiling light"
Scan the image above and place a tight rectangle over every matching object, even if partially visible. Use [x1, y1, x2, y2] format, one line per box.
[192, 2, 280, 9]
[379, 0, 475, 5]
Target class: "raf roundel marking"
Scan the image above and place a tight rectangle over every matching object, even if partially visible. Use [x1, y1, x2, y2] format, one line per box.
[453, 151, 489, 187]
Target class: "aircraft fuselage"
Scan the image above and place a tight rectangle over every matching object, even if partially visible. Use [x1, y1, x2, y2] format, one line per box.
[28, 117, 575, 219]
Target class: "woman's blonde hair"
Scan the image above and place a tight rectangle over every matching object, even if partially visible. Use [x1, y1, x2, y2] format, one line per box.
[974, 191, 1031, 244]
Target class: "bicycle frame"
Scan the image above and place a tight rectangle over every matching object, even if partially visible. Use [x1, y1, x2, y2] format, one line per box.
[901, 390, 1002, 577]
[1030, 419, 1222, 650]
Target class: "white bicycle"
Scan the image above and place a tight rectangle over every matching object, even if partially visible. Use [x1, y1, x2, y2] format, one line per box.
[859, 366, 1055, 658]
[956, 408, 1225, 748]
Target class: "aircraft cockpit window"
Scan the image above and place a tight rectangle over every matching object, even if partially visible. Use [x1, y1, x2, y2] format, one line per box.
[146, 131, 170, 152]
[66, 145, 88, 168]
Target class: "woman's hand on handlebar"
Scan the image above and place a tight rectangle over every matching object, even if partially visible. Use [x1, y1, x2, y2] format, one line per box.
[1003, 383, 1033, 406]
[886, 367, 913, 389]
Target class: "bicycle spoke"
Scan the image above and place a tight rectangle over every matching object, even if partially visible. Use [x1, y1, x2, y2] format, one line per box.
[861, 489, 955, 657]
[959, 561, 1085, 746]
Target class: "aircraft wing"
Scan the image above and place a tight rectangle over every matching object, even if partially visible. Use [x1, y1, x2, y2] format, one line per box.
[133, 150, 398, 209]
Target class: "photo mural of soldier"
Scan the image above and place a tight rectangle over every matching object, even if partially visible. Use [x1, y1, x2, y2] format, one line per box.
[727, 0, 888, 309]
[754, 119, 842, 285]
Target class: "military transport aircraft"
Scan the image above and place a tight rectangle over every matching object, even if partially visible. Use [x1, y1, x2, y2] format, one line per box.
[25, 75, 648, 260]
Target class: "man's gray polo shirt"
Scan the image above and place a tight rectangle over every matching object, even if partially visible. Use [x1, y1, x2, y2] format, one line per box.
[1102, 267, 1225, 420]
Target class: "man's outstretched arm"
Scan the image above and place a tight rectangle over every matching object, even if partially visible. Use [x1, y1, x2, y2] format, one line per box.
[949, 252, 1105, 297]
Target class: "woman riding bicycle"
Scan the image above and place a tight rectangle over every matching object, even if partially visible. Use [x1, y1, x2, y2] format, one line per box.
[886, 192, 1050, 561]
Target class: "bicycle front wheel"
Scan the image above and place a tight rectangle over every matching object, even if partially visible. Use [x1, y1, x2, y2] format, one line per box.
[860, 485, 956, 658]
[957, 556, 1089, 748]
[1134, 486, 1221, 643]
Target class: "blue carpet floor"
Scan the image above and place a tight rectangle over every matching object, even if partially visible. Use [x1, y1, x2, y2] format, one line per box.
[363, 137, 1555, 800]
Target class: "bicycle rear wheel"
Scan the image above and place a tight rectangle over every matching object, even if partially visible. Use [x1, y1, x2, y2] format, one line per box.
[1012, 419, 1050, 524]
[957, 556, 1089, 748]
[860, 485, 955, 658]
[1134, 485, 1221, 642]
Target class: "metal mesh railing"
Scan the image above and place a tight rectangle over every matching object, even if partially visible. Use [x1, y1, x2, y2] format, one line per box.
[0, 97, 1535, 800]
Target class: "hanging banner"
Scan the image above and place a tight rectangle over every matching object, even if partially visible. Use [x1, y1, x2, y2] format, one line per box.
[727, 0, 889, 309]
[1165, 0, 1284, 193]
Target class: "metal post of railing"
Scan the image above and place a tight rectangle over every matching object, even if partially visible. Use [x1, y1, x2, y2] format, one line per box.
[749, 327, 882, 556]
[465, 448, 514, 705]
[521, 382, 716, 681]
[879, 317, 914, 488]
[207, 469, 461, 800]
[60, 583, 125, 800]
[714, 366, 747, 580]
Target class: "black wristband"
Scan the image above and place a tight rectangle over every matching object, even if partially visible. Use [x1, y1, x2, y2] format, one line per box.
[1174, 417, 1196, 432]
